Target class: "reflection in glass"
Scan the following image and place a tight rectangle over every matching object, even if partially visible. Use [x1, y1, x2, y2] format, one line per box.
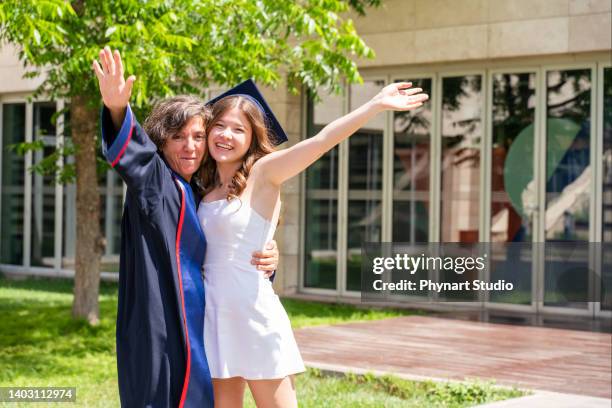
[602, 67, 612, 310]
[31, 102, 57, 267]
[489, 73, 536, 304]
[347, 199, 381, 292]
[440, 75, 482, 242]
[544, 69, 591, 308]
[393, 78, 431, 243]
[62, 109, 76, 265]
[304, 90, 341, 289]
[1, 104, 26, 264]
[346, 80, 385, 291]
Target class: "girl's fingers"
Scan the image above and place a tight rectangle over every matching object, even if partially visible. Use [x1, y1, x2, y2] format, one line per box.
[92, 60, 104, 79]
[395, 82, 412, 90]
[114, 50, 124, 78]
[412, 94, 429, 102]
[403, 102, 424, 111]
[403, 87, 423, 96]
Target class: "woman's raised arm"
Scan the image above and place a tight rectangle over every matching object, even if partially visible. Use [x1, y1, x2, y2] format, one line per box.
[255, 82, 428, 186]
[92, 47, 136, 131]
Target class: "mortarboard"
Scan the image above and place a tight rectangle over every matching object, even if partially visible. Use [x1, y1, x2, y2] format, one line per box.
[206, 79, 288, 145]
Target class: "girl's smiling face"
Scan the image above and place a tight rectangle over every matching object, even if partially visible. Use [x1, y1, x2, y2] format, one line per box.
[207, 107, 253, 164]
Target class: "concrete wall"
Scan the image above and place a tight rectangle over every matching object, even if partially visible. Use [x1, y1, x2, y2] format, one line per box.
[2, 1, 610, 294]
[260, 81, 303, 295]
[0, 43, 43, 94]
[350, 0, 611, 67]
[270, 0, 611, 295]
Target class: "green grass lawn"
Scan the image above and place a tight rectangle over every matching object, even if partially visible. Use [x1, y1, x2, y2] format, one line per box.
[0, 277, 523, 407]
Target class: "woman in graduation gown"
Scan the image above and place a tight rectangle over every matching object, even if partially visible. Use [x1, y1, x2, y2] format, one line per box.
[93, 47, 279, 407]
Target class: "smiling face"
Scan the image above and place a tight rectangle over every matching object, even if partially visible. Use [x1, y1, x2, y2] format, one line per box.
[161, 116, 206, 181]
[207, 107, 253, 164]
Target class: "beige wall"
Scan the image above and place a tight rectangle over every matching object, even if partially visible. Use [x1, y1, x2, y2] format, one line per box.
[0, 43, 43, 94]
[259, 81, 303, 295]
[2, 1, 610, 294]
[272, 0, 611, 295]
[350, 0, 611, 67]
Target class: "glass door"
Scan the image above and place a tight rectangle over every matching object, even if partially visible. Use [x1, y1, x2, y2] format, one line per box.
[487, 71, 537, 309]
[541, 67, 594, 314]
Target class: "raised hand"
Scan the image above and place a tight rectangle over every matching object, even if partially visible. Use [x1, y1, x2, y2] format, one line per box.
[92, 47, 136, 112]
[372, 82, 429, 111]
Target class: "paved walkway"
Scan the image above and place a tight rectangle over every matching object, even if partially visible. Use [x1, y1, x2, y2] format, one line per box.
[293, 315, 612, 399]
[476, 391, 611, 407]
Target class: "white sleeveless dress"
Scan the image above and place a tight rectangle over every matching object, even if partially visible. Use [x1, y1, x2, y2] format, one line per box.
[197, 197, 305, 379]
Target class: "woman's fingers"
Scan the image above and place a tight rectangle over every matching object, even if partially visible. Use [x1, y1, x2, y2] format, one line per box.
[257, 264, 277, 272]
[99, 49, 108, 75]
[113, 49, 124, 78]
[256, 257, 277, 266]
[92, 60, 104, 80]
[251, 253, 278, 265]
[104, 47, 116, 76]
[125, 75, 136, 95]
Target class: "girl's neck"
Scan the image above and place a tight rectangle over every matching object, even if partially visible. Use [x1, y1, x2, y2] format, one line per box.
[216, 161, 241, 187]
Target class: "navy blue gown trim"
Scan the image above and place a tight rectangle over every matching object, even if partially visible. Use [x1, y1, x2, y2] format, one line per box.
[101, 105, 134, 167]
[100, 105, 214, 407]
[173, 176, 213, 407]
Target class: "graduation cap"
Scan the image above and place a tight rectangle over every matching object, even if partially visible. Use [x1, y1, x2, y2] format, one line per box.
[206, 79, 288, 145]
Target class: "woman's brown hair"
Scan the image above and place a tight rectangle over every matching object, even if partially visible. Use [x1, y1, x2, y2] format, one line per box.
[198, 95, 276, 200]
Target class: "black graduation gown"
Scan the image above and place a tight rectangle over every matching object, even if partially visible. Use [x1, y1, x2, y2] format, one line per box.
[101, 105, 214, 408]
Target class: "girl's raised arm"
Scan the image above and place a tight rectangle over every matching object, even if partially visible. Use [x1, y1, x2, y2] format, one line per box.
[255, 82, 428, 186]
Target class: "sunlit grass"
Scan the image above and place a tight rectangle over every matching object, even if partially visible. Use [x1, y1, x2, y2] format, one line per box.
[0, 277, 524, 407]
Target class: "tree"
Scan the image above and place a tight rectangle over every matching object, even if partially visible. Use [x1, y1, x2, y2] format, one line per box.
[0, 0, 377, 324]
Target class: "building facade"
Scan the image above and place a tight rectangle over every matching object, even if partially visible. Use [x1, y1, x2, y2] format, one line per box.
[1, 0, 611, 318]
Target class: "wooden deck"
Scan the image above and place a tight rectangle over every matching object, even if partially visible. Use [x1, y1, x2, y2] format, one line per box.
[293, 316, 612, 398]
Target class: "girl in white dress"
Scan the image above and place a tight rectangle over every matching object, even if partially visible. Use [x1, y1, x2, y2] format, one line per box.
[197, 81, 428, 408]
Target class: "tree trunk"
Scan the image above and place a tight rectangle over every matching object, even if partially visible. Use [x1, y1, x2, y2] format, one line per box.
[70, 95, 105, 325]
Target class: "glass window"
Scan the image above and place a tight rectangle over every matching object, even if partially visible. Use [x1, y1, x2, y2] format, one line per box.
[440, 75, 482, 243]
[489, 72, 536, 304]
[303, 90, 341, 289]
[61, 107, 75, 266]
[544, 69, 591, 308]
[393, 78, 432, 243]
[603, 67, 612, 243]
[347, 80, 385, 291]
[602, 66, 612, 311]
[439, 75, 482, 300]
[30, 102, 57, 267]
[1, 104, 26, 264]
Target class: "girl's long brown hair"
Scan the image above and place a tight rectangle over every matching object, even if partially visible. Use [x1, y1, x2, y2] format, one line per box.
[198, 95, 276, 200]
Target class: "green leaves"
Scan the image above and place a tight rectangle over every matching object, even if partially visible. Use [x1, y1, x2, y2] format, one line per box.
[1, 0, 376, 104]
[104, 26, 117, 38]
[1, 0, 378, 182]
